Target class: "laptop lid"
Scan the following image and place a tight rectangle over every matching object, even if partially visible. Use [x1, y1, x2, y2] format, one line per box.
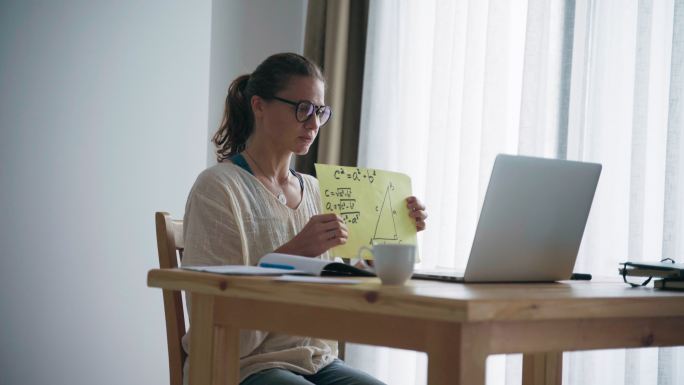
[463, 154, 601, 282]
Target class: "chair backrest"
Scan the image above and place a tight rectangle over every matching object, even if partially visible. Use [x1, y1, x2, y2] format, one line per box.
[155, 212, 186, 385]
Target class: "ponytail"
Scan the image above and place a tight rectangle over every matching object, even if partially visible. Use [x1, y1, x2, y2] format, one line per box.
[212, 74, 252, 162]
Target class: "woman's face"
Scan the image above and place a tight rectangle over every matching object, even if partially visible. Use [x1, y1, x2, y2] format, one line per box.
[254, 75, 326, 155]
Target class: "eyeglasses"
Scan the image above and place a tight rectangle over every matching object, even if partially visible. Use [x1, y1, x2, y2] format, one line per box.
[271, 96, 332, 127]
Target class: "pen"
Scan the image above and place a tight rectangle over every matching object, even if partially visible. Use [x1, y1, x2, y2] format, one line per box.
[260, 263, 296, 270]
[570, 273, 592, 280]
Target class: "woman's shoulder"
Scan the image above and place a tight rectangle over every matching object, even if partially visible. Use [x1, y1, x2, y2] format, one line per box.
[191, 162, 250, 193]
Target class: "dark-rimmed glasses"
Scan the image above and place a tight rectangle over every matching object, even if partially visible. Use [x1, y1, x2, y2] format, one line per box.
[272, 96, 332, 126]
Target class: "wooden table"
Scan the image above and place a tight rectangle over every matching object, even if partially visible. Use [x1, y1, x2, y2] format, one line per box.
[147, 269, 684, 385]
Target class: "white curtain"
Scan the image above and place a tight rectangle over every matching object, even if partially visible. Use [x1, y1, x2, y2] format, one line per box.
[349, 0, 684, 384]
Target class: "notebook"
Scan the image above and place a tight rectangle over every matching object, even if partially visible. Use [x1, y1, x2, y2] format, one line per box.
[413, 154, 602, 283]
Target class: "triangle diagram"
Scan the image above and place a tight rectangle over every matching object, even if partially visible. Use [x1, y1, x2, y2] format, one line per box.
[372, 185, 398, 242]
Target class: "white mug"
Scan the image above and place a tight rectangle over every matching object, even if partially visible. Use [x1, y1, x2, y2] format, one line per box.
[358, 244, 416, 285]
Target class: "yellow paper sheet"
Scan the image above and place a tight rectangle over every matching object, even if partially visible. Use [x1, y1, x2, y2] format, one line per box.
[315, 164, 417, 260]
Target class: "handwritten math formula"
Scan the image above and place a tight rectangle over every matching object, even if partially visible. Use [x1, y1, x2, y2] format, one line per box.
[315, 164, 416, 259]
[333, 167, 377, 184]
[324, 168, 378, 224]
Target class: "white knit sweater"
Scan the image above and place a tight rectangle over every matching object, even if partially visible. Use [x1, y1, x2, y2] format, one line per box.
[180, 161, 336, 384]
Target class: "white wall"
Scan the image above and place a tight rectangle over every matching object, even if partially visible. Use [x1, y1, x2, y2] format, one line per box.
[0, 1, 306, 384]
[206, 0, 307, 164]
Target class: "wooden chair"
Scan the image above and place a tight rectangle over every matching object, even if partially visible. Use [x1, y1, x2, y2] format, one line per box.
[155, 212, 186, 385]
[155, 211, 347, 385]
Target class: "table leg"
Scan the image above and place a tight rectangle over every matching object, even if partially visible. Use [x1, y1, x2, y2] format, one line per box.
[213, 324, 241, 385]
[426, 322, 488, 385]
[189, 294, 215, 385]
[522, 352, 562, 385]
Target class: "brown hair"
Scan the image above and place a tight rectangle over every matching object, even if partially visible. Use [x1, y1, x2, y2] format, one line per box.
[212, 52, 325, 162]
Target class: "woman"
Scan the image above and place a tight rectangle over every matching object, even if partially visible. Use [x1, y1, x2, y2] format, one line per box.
[182, 52, 427, 385]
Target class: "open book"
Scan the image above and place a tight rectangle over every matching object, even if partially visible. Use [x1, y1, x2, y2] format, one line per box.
[182, 264, 302, 276]
[182, 253, 375, 277]
[259, 253, 376, 277]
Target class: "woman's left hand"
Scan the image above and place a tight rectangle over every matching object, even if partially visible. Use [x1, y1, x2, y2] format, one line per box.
[406, 196, 427, 232]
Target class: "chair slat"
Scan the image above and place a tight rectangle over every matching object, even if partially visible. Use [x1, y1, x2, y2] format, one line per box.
[155, 212, 186, 385]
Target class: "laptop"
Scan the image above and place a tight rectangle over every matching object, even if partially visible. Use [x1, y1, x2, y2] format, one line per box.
[413, 154, 602, 283]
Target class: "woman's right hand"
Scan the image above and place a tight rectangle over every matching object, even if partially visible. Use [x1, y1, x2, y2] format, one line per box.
[275, 213, 348, 257]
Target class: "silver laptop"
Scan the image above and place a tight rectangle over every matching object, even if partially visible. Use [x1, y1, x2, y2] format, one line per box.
[413, 154, 602, 283]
